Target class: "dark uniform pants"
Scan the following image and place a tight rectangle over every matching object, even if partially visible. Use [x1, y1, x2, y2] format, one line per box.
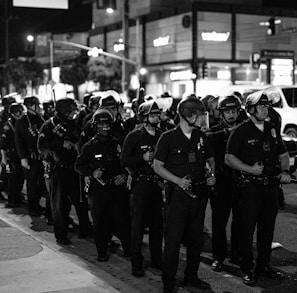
[130, 181, 163, 269]
[211, 172, 240, 261]
[239, 183, 279, 271]
[50, 165, 91, 240]
[23, 159, 44, 214]
[89, 183, 131, 256]
[7, 157, 24, 206]
[162, 187, 208, 289]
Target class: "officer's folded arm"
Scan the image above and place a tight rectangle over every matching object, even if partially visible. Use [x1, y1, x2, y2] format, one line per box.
[225, 153, 263, 176]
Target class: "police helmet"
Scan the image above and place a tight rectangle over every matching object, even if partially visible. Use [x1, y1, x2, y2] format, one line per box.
[55, 98, 77, 116]
[43, 100, 54, 108]
[161, 91, 172, 98]
[131, 98, 139, 113]
[177, 96, 205, 118]
[83, 93, 93, 107]
[138, 100, 161, 117]
[99, 90, 120, 107]
[89, 95, 100, 110]
[24, 96, 40, 108]
[218, 95, 241, 111]
[8, 103, 24, 116]
[245, 91, 270, 110]
[92, 109, 114, 125]
[2, 96, 17, 109]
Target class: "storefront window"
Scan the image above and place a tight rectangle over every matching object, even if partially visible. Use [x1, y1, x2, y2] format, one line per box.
[197, 12, 231, 60]
[146, 14, 192, 64]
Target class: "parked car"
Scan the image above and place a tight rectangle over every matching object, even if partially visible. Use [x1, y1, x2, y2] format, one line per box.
[282, 135, 297, 173]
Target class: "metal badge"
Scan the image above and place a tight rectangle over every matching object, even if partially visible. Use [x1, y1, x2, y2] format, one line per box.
[263, 141, 270, 152]
[188, 151, 197, 163]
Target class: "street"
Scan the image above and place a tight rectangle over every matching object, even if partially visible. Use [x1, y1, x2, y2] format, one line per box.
[0, 181, 296, 293]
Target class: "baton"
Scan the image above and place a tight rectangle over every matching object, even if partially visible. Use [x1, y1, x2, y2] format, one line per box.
[95, 177, 105, 186]
[183, 188, 197, 199]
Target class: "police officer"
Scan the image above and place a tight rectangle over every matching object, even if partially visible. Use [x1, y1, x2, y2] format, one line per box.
[15, 96, 45, 216]
[75, 109, 131, 261]
[0, 94, 17, 195]
[121, 100, 163, 277]
[42, 100, 55, 121]
[81, 95, 101, 129]
[0, 103, 25, 208]
[225, 92, 291, 286]
[154, 96, 216, 293]
[206, 95, 243, 271]
[38, 98, 92, 245]
[79, 90, 128, 149]
[76, 93, 93, 130]
[0, 94, 17, 127]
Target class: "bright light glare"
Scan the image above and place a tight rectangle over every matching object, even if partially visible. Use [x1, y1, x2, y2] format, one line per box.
[87, 47, 103, 57]
[27, 34, 34, 42]
[139, 67, 148, 75]
[106, 8, 114, 14]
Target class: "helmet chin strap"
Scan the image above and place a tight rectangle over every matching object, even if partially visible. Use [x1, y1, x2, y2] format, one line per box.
[181, 113, 197, 127]
[145, 117, 159, 128]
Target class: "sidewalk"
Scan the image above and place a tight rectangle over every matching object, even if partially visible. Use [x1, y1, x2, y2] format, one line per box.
[0, 214, 120, 293]
[0, 201, 263, 293]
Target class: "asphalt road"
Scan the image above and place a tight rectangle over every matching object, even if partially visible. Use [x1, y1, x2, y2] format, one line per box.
[0, 179, 297, 293]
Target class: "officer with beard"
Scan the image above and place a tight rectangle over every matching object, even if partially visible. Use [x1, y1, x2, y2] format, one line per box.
[121, 100, 163, 277]
[206, 95, 243, 271]
[75, 109, 131, 261]
[225, 92, 291, 286]
[0, 103, 25, 208]
[38, 98, 92, 245]
[154, 96, 216, 293]
[15, 96, 45, 217]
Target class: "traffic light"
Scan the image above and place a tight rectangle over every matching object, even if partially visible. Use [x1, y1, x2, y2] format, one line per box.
[25, 35, 35, 53]
[267, 17, 276, 36]
[202, 58, 208, 79]
[250, 52, 260, 69]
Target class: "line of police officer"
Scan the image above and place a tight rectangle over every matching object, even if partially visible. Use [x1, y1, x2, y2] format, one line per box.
[0, 89, 292, 293]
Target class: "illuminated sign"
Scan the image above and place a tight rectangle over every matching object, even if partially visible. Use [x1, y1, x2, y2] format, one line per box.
[114, 43, 125, 52]
[201, 31, 230, 42]
[153, 35, 171, 47]
[170, 70, 193, 81]
[13, 0, 68, 9]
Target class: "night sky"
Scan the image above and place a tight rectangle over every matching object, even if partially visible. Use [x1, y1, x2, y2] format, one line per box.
[0, 0, 92, 62]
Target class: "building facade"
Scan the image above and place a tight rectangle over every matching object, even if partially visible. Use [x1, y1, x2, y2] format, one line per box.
[89, 0, 297, 97]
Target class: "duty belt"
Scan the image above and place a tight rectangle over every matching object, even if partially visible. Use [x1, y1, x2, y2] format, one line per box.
[243, 175, 279, 186]
[135, 174, 159, 183]
[56, 162, 74, 169]
[172, 180, 206, 192]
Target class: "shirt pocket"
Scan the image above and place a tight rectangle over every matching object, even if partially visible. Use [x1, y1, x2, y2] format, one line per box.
[170, 148, 187, 165]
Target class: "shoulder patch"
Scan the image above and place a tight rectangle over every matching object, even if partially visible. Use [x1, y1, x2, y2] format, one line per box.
[3, 125, 9, 131]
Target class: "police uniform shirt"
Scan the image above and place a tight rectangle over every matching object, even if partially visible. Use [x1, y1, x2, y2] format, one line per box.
[121, 125, 161, 175]
[0, 120, 17, 156]
[38, 117, 80, 164]
[154, 126, 213, 182]
[75, 135, 123, 181]
[226, 119, 287, 177]
[15, 112, 44, 159]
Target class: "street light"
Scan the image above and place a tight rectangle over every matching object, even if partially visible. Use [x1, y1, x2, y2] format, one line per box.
[48, 39, 137, 87]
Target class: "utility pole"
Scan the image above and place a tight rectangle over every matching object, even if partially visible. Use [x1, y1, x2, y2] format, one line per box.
[4, 0, 9, 63]
[122, 0, 129, 93]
